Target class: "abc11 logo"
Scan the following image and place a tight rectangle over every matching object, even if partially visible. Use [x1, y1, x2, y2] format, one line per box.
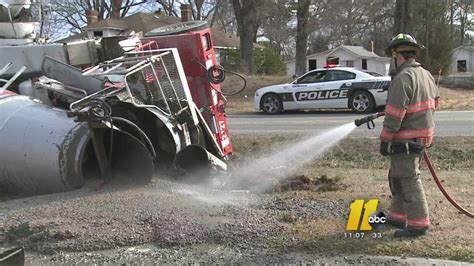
[346, 199, 387, 231]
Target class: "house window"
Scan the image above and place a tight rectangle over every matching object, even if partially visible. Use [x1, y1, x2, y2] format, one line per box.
[345, 60, 354, 67]
[308, 59, 317, 71]
[457, 60, 466, 72]
[327, 57, 339, 65]
[362, 59, 368, 70]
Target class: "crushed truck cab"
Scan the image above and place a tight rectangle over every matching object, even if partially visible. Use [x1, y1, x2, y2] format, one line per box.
[0, 21, 234, 196]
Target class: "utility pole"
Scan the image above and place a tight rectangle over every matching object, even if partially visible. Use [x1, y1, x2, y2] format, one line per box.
[425, 0, 429, 67]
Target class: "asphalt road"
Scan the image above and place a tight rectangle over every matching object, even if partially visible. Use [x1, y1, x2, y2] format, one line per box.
[228, 111, 474, 137]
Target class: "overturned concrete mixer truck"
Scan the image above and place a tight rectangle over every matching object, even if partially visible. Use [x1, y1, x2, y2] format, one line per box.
[0, 21, 234, 197]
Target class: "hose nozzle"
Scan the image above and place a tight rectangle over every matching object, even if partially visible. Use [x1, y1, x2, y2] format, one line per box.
[354, 112, 385, 128]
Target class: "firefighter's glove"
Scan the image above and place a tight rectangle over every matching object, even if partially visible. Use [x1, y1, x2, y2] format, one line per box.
[380, 141, 391, 156]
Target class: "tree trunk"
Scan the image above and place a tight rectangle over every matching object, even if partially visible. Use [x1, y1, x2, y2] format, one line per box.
[111, 0, 122, 19]
[195, 0, 204, 20]
[393, 0, 412, 34]
[232, 0, 262, 74]
[295, 0, 311, 76]
[458, 0, 470, 45]
[403, 0, 412, 33]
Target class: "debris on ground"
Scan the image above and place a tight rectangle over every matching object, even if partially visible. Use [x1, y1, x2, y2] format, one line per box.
[276, 174, 347, 192]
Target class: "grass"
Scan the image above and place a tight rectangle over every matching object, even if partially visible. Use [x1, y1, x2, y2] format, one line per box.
[437, 86, 474, 111]
[232, 135, 474, 262]
[223, 74, 474, 114]
[232, 135, 474, 171]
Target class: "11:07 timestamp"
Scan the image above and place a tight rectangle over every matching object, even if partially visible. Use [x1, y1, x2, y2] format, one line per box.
[344, 232, 383, 239]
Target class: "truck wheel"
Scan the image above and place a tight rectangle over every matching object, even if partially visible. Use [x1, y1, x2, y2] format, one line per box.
[261, 93, 282, 114]
[349, 91, 374, 114]
[145, 21, 208, 37]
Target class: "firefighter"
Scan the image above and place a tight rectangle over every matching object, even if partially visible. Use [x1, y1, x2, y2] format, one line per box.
[380, 33, 440, 237]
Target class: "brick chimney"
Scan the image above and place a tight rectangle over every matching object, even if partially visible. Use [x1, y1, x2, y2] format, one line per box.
[180, 4, 192, 22]
[86, 9, 99, 25]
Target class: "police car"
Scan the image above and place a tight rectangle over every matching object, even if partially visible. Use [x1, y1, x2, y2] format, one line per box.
[254, 67, 390, 114]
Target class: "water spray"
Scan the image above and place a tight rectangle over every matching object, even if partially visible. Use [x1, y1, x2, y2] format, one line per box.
[230, 123, 357, 192]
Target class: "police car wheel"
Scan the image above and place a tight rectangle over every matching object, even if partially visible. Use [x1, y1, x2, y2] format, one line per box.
[261, 93, 282, 114]
[349, 91, 374, 114]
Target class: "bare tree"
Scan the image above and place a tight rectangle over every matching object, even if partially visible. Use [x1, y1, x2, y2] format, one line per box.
[455, 0, 472, 45]
[393, 0, 412, 34]
[209, 0, 236, 32]
[52, 0, 148, 32]
[154, 0, 179, 16]
[231, 0, 264, 74]
[178, 0, 221, 22]
[295, 0, 311, 75]
[409, 0, 455, 73]
[259, 0, 293, 57]
[305, 0, 394, 54]
[111, 0, 122, 18]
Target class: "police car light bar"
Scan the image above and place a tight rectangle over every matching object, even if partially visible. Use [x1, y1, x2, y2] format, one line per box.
[324, 64, 339, 68]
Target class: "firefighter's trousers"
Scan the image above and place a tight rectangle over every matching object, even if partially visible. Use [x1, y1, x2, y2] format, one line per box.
[387, 153, 430, 230]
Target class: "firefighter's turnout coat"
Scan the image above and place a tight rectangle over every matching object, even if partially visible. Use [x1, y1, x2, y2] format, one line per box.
[381, 59, 440, 146]
[381, 58, 439, 231]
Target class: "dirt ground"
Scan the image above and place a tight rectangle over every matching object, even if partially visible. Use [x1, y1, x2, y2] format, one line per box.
[223, 75, 474, 114]
[1, 136, 472, 264]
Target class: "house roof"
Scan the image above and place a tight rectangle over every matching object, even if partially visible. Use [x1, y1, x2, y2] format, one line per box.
[286, 45, 389, 63]
[331, 45, 381, 58]
[285, 49, 332, 63]
[57, 31, 88, 43]
[58, 12, 241, 48]
[82, 18, 128, 30]
[453, 45, 474, 52]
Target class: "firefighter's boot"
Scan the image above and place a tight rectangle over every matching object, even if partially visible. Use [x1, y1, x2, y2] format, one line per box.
[394, 228, 427, 238]
[386, 219, 406, 229]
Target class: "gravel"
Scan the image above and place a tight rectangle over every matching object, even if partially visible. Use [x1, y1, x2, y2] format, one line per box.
[0, 175, 348, 263]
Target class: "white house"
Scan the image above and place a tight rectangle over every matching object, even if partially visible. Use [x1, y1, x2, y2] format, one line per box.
[286, 45, 391, 76]
[451, 45, 474, 74]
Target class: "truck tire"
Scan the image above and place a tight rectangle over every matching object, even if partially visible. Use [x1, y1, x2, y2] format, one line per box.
[349, 90, 374, 114]
[145, 21, 208, 37]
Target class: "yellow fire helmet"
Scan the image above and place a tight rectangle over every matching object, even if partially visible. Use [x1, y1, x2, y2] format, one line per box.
[385, 33, 425, 57]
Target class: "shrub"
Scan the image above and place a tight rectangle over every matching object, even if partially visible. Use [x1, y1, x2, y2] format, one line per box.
[219, 43, 286, 75]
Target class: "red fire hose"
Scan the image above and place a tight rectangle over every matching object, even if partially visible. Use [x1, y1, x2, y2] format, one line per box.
[422, 150, 474, 218]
